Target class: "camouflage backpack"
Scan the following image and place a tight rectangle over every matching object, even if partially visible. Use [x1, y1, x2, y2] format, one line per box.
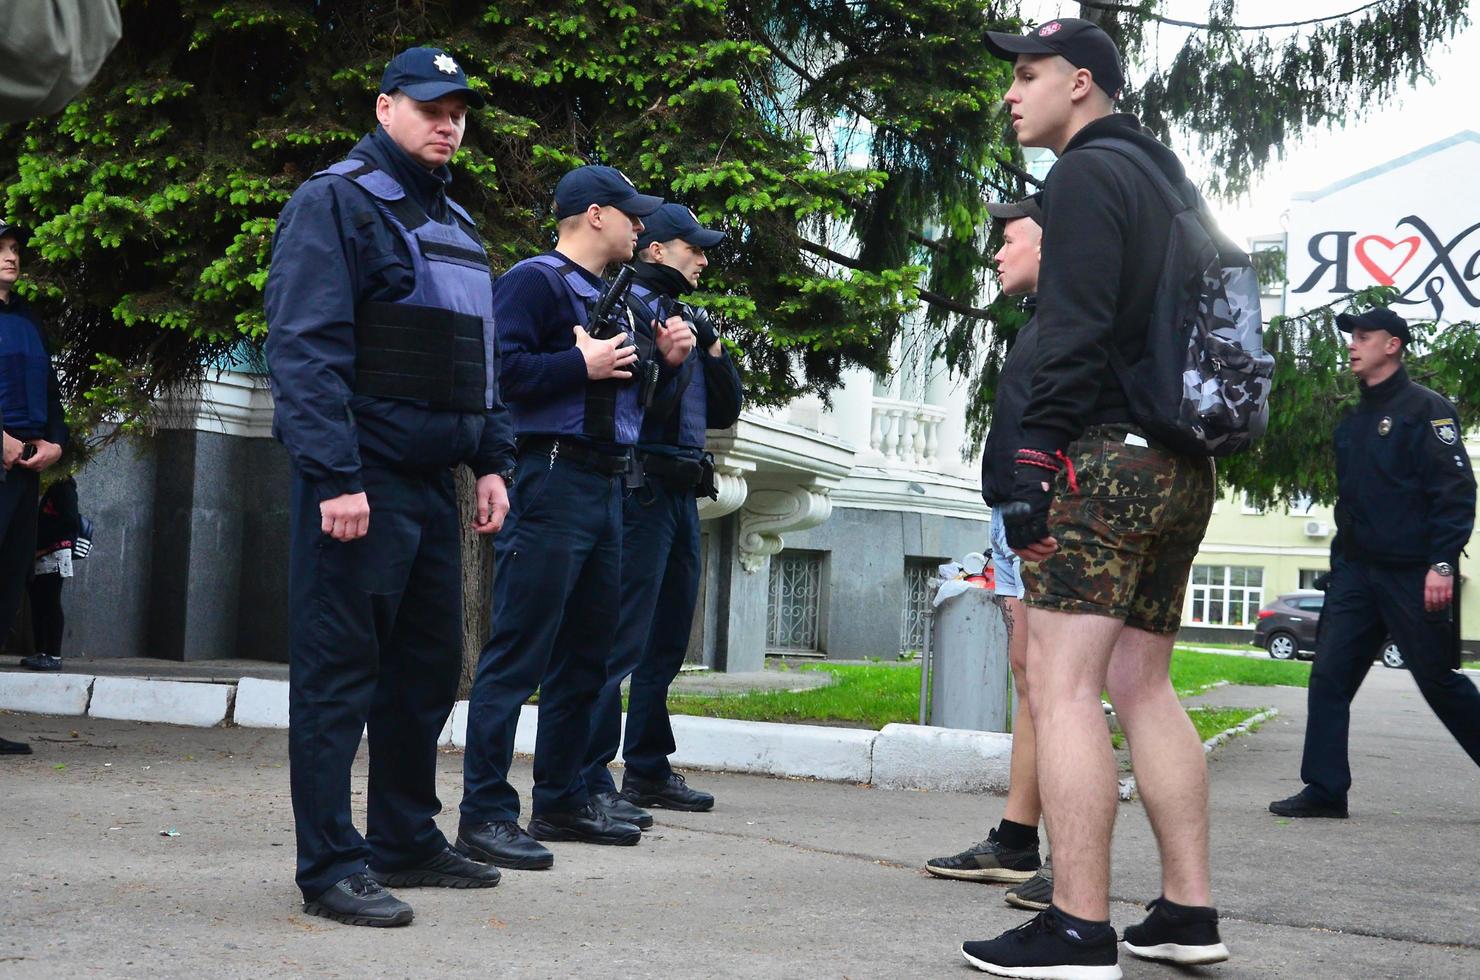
[1090, 138, 1274, 457]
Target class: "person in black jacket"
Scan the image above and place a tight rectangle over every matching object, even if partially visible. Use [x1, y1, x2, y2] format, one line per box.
[965, 18, 1228, 977]
[21, 475, 81, 671]
[1271, 307, 1480, 819]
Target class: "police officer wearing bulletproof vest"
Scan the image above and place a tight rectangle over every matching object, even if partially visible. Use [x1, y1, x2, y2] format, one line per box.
[264, 47, 514, 926]
[457, 166, 694, 869]
[1271, 306, 1480, 819]
[578, 203, 742, 821]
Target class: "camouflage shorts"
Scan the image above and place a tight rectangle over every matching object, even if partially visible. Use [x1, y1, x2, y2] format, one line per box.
[1022, 425, 1215, 634]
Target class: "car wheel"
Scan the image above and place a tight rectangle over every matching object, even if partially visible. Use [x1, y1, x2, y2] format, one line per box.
[1266, 632, 1298, 660]
[1381, 641, 1405, 669]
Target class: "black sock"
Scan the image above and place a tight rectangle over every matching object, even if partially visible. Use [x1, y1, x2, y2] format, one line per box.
[995, 818, 1040, 851]
[1048, 905, 1114, 942]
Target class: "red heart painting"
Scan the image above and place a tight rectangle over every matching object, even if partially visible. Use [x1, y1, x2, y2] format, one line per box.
[1354, 235, 1421, 287]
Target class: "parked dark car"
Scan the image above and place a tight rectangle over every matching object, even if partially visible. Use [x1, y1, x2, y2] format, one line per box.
[1251, 591, 1405, 668]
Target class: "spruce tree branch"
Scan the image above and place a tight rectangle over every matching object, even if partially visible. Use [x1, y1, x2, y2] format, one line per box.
[1076, 0, 1388, 32]
[796, 237, 995, 320]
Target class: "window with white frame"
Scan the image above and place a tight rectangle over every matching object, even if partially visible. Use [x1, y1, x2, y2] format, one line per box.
[1241, 494, 1265, 515]
[1288, 494, 1315, 516]
[1299, 568, 1326, 590]
[1188, 565, 1265, 627]
[767, 550, 824, 652]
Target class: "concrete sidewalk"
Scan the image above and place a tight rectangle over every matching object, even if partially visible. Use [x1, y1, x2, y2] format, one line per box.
[3, 668, 1478, 978]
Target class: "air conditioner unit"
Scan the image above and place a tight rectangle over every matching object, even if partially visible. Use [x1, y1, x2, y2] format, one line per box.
[1304, 520, 1331, 538]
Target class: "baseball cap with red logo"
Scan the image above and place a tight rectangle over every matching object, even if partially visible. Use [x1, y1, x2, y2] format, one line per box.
[984, 17, 1125, 100]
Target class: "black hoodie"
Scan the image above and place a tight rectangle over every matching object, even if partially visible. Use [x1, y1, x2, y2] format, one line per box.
[1019, 114, 1187, 453]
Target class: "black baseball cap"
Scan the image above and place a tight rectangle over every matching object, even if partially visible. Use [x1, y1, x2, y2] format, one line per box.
[1336, 306, 1412, 345]
[379, 46, 485, 108]
[635, 203, 726, 250]
[0, 221, 22, 244]
[986, 192, 1043, 228]
[554, 165, 664, 220]
[985, 17, 1125, 100]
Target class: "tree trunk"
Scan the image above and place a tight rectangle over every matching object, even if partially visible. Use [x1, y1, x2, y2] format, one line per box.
[456, 465, 495, 699]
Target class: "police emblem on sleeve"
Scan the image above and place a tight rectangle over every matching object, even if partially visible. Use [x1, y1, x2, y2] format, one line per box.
[1432, 418, 1459, 445]
[1378, 417, 1392, 436]
[433, 53, 459, 75]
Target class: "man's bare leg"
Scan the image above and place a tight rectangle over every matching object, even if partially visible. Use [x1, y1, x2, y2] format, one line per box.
[1026, 607, 1124, 922]
[1001, 595, 1041, 826]
[1105, 626, 1211, 907]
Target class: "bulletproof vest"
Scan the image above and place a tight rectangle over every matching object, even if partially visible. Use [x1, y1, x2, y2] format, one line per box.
[313, 159, 494, 413]
[0, 302, 52, 436]
[509, 253, 645, 445]
[628, 280, 707, 450]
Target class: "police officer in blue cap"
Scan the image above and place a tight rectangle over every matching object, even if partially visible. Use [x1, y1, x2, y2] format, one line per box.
[578, 203, 742, 821]
[457, 166, 694, 868]
[265, 46, 514, 926]
[1271, 306, 1480, 819]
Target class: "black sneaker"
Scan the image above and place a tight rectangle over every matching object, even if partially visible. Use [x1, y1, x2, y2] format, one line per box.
[528, 802, 642, 846]
[927, 828, 1040, 883]
[0, 736, 32, 756]
[622, 772, 715, 812]
[962, 908, 1121, 978]
[369, 845, 501, 889]
[1005, 855, 1053, 911]
[302, 872, 413, 927]
[19, 654, 61, 671]
[456, 820, 555, 870]
[1122, 897, 1230, 965]
[1269, 788, 1348, 819]
[591, 790, 653, 830]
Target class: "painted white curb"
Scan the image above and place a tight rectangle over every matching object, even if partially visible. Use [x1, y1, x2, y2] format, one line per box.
[89, 677, 232, 728]
[669, 714, 876, 783]
[0, 671, 93, 716]
[234, 677, 290, 729]
[871, 723, 1012, 793]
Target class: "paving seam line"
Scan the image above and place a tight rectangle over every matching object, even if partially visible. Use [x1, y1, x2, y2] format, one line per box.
[1118, 707, 1280, 802]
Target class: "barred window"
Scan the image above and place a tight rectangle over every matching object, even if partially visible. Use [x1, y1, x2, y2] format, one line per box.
[899, 558, 938, 654]
[1188, 565, 1264, 627]
[767, 550, 824, 652]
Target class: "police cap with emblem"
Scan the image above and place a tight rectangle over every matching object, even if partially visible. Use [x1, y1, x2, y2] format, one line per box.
[554, 165, 665, 219]
[0, 220, 23, 244]
[636, 203, 726, 250]
[984, 17, 1126, 100]
[379, 46, 485, 108]
[1336, 306, 1412, 346]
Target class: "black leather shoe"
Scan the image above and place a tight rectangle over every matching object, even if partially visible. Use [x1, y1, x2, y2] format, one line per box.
[1269, 789, 1348, 819]
[0, 736, 32, 756]
[528, 802, 642, 846]
[456, 820, 555, 870]
[622, 772, 715, 812]
[302, 872, 413, 927]
[591, 790, 653, 830]
[369, 845, 501, 889]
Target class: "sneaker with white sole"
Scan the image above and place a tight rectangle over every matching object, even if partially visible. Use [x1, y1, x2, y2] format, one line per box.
[927, 827, 1040, 883]
[1005, 854, 1053, 911]
[1121, 897, 1230, 966]
[961, 907, 1121, 979]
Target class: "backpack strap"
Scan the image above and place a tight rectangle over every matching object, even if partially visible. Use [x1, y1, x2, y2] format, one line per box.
[1082, 137, 1200, 216]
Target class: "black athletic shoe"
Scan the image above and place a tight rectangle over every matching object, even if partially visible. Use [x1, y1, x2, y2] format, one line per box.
[622, 771, 715, 812]
[591, 790, 653, 830]
[528, 802, 642, 846]
[302, 872, 413, 927]
[962, 908, 1121, 978]
[19, 654, 61, 671]
[1122, 897, 1230, 966]
[0, 736, 32, 756]
[1005, 855, 1053, 911]
[369, 845, 501, 889]
[456, 820, 555, 870]
[1269, 788, 1348, 819]
[927, 828, 1040, 883]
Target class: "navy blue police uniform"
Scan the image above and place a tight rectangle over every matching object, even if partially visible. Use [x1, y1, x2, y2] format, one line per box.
[579, 206, 742, 808]
[1298, 310, 1480, 809]
[0, 225, 69, 648]
[458, 166, 668, 861]
[263, 52, 515, 906]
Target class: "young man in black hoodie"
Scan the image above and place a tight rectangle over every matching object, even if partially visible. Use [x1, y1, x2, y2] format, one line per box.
[962, 19, 1228, 978]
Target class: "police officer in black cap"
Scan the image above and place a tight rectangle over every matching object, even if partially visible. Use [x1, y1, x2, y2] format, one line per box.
[578, 203, 742, 820]
[1271, 306, 1480, 819]
[265, 46, 514, 926]
[457, 165, 694, 868]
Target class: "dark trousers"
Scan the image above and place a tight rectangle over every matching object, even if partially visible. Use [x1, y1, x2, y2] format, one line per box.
[582, 477, 701, 794]
[287, 466, 462, 900]
[1301, 560, 1480, 803]
[29, 571, 64, 655]
[0, 468, 39, 641]
[460, 451, 622, 824]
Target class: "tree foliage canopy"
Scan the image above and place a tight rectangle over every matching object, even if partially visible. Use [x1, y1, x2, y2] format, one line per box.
[0, 0, 1473, 504]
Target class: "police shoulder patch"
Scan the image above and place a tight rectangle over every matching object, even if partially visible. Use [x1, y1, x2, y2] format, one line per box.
[1431, 418, 1459, 445]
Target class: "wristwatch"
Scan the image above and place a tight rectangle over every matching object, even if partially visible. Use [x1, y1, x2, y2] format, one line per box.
[496, 466, 517, 488]
[1431, 562, 1454, 577]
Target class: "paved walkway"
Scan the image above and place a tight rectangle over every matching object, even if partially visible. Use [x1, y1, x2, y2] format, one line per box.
[3, 668, 1478, 978]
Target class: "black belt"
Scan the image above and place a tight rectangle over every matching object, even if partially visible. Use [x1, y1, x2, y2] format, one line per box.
[519, 437, 630, 476]
[639, 452, 704, 488]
